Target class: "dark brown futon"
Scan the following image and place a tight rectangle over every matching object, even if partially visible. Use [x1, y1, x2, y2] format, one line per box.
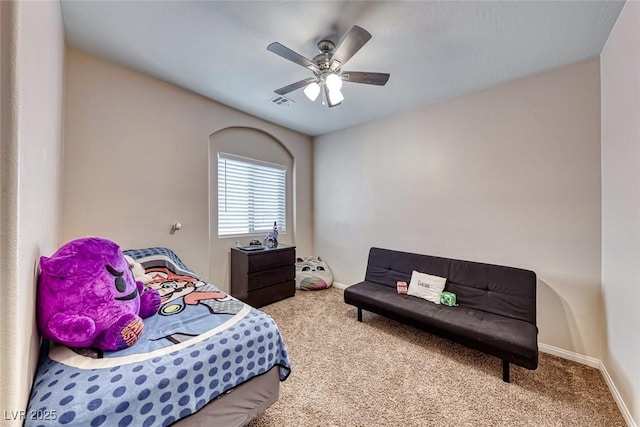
[344, 247, 538, 382]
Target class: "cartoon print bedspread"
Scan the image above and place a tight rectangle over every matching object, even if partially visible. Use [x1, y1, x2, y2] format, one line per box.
[25, 247, 291, 427]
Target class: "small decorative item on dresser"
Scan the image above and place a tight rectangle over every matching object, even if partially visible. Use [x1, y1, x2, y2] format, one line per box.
[263, 221, 279, 249]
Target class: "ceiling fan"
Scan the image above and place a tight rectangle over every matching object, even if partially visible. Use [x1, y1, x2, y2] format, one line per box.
[267, 25, 390, 108]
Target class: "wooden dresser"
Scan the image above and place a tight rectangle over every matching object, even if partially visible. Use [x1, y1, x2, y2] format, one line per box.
[230, 245, 296, 308]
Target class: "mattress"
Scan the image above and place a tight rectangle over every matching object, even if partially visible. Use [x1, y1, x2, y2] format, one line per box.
[25, 247, 290, 427]
[173, 365, 280, 427]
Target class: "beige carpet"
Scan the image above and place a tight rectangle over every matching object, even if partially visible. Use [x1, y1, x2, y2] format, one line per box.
[248, 287, 625, 427]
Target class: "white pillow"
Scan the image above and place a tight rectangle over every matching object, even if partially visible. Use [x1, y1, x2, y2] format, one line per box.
[407, 270, 447, 304]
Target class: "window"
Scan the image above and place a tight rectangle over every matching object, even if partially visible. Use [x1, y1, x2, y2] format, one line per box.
[217, 153, 286, 237]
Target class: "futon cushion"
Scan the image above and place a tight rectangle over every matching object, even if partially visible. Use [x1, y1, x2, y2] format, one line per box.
[344, 281, 538, 368]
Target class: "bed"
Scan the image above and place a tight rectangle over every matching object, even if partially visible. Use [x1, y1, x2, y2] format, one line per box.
[25, 247, 291, 427]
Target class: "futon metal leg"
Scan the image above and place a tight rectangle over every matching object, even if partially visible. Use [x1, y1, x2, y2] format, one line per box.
[357, 307, 362, 322]
[502, 360, 510, 383]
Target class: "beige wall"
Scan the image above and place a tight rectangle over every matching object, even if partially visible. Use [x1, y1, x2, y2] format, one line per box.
[0, 0, 65, 421]
[314, 59, 603, 358]
[62, 49, 313, 292]
[601, 1, 640, 424]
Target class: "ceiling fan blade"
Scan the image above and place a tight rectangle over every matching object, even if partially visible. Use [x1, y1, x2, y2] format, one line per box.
[330, 25, 372, 71]
[342, 71, 390, 86]
[267, 42, 320, 73]
[274, 77, 317, 95]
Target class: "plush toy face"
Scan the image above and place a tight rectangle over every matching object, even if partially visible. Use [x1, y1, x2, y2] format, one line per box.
[295, 257, 333, 290]
[38, 238, 160, 351]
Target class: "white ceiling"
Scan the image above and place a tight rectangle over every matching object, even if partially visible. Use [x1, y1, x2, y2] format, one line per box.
[60, 1, 624, 136]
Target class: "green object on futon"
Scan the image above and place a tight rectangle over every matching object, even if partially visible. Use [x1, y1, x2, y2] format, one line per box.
[440, 291, 458, 307]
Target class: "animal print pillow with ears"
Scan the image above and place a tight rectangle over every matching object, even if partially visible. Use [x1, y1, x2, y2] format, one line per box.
[295, 256, 333, 290]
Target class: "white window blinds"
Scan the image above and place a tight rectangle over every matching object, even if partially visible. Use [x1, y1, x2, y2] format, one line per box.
[217, 153, 286, 237]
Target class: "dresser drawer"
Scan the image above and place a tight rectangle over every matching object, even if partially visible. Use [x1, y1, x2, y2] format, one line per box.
[248, 265, 295, 291]
[246, 280, 295, 308]
[247, 248, 295, 273]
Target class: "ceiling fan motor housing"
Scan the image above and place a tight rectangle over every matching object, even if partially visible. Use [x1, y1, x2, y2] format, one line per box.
[317, 39, 335, 53]
[313, 40, 336, 70]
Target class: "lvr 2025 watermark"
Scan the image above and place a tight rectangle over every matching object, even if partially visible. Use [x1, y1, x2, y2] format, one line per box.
[3, 410, 57, 421]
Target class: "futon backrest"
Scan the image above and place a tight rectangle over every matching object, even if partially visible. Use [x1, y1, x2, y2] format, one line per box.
[364, 247, 537, 325]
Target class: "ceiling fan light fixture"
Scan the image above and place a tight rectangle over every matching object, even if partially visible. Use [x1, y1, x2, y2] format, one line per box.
[325, 73, 343, 92]
[327, 88, 344, 107]
[303, 81, 320, 101]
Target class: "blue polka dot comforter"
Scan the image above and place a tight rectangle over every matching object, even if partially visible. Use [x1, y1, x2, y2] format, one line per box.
[25, 248, 291, 427]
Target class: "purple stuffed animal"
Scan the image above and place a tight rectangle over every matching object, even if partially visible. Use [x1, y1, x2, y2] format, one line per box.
[37, 237, 161, 351]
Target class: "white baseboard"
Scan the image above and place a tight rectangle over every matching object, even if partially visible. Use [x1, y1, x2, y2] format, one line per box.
[332, 281, 350, 290]
[538, 343, 600, 369]
[598, 360, 637, 427]
[538, 343, 635, 426]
